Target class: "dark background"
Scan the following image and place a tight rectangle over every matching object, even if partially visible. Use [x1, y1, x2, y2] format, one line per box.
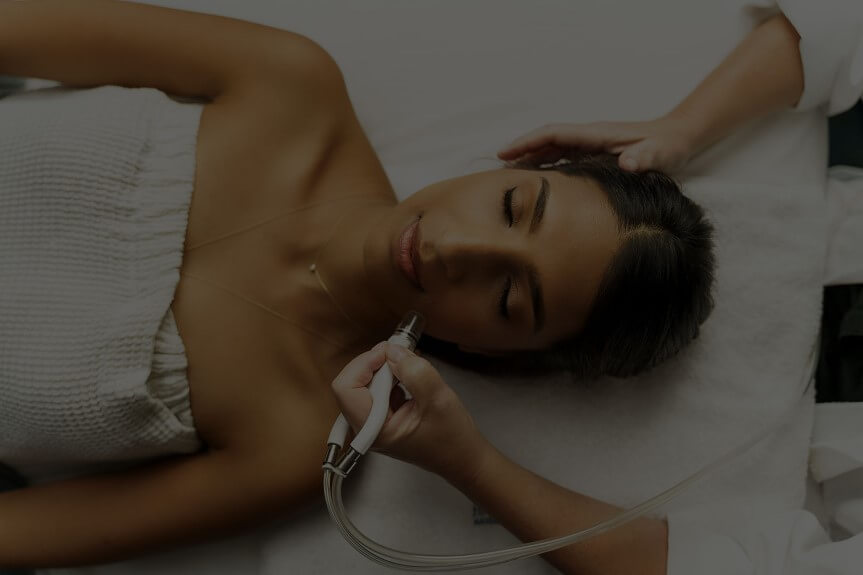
[817, 101, 863, 402]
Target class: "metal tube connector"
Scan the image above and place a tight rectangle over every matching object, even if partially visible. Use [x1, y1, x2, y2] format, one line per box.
[335, 448, 362, 477]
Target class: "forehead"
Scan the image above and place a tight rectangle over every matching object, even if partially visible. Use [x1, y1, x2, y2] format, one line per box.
[526, 170, 621, 346]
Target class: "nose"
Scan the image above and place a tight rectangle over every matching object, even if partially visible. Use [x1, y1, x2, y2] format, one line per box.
[432, 231, 516, 283]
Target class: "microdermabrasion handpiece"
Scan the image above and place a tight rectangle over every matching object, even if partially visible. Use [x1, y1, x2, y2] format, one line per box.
[324, 311, 425, 477]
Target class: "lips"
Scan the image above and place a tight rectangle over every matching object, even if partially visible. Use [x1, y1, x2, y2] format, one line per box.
[397, 216, 423, 291]
[410, 219, 423, 290]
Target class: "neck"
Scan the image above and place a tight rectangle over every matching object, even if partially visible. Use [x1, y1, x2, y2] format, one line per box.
[311, 201, 401, 352]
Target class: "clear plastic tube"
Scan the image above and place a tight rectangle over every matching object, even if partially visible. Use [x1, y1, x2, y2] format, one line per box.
[323, 330, 820, 570]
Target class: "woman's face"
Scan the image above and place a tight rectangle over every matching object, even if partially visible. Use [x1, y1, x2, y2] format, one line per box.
[366, 168, 621, 353]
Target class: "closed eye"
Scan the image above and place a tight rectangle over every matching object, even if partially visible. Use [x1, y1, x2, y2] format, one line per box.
[503, 186, 515, 227]
[498, 187, 517, 318]
[498, 276, 511, 319]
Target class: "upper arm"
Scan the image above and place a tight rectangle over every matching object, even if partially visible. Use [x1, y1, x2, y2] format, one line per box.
[0, 0, 345, 102]
[0, 446, 322, 568]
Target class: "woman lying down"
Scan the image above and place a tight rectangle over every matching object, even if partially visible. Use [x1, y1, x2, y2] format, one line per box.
[0, 0, 720, 573]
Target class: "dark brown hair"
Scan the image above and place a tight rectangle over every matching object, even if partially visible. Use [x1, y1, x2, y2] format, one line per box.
[418, 153, 716, 380]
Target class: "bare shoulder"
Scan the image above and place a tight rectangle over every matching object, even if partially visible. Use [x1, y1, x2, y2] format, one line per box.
[187, 39, 354, 243]
[217, 37, 351, 152]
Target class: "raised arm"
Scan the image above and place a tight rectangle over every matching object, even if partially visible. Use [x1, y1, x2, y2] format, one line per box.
[665, 13, 804, 162]
[498, 14, 805, 173]
[0, 0, 330, 101]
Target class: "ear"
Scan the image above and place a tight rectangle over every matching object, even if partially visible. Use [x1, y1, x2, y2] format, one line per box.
[456, 344, 508, 358]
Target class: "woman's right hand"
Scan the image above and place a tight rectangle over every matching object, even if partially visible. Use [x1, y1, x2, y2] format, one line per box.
[497, 115, 698, 174]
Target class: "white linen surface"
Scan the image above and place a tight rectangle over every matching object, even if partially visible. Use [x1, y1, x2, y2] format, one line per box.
[826, 166, 863, 286]
[40, 1, 831, 574]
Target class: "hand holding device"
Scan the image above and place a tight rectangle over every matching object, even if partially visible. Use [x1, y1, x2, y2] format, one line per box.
[326, 311, 486, 482]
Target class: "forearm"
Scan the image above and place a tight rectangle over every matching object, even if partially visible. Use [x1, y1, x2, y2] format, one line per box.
[669, 14, 804, 156]
[0, 450, 317, 569]
[0, 0, 298, 99]
[449, 440, 667, 575]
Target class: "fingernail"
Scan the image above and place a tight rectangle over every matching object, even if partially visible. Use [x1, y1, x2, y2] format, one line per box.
[373, 341, 386, 352]
[387, 344, 407, 361]
[623, 157, 638, 170]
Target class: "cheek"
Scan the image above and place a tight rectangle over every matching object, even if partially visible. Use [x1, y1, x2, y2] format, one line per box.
[421, 290, 492, 343]
[432, 183, 487, 218]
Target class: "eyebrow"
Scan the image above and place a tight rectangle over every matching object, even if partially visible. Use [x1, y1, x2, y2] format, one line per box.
[526, 177, 549, 333]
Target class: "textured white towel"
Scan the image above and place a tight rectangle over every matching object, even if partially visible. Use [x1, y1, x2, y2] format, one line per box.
[0, 85, 205, 482]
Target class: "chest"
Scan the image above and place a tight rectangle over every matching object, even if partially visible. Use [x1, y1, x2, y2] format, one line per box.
[167, 103, 391, 451]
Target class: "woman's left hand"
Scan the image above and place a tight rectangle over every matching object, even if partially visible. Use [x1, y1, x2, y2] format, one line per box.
[331, 341, 490, 485]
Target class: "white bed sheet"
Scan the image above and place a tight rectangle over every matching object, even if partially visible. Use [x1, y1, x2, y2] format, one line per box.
[39, 1, 835, 574]
[825, 166, 863, 285]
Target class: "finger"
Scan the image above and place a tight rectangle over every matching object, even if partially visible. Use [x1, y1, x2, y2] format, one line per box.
[620, 142, 657, 172]
[634, 147, 658, 172]
[389, 383, 408, 412]
[499, 123, 618, 160]
[386, 343, 437, 398]
[331, 341, 388, 392]
[374, 398, 420, 450]
[497, 124, 575, 160]
[619, 154, 639, 171]
[514, 146, 565, 167]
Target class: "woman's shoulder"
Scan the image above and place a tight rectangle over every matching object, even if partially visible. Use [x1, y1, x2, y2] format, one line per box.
[188, 58, 357, 242]
[212, 38, 352, 144]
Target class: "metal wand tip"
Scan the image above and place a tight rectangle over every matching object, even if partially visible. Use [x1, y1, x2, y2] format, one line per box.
[396, 310, 425, 342]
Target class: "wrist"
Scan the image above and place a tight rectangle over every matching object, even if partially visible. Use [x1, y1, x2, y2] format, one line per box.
[444, 432, 499, 494]
[660, 109, 704, 157]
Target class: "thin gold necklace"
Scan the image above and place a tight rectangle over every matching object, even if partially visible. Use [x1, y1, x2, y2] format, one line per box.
[306, 211, 368, 334]
[179, 195, 391, 351]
